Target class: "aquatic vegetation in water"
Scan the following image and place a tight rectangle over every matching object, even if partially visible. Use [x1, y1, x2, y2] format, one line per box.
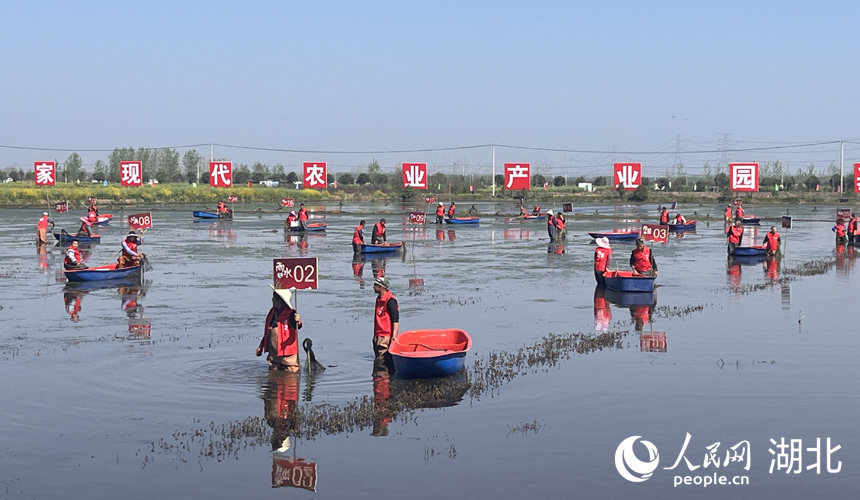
[507, 418, 544, 437]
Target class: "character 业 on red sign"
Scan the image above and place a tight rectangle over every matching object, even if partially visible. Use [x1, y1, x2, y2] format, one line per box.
[209, 162, 233, 187]
[120, 161, 143, 186]
[402, 163, 427, 189]
[613, 163, 641, 191]
[34, 161, 56, 186]
[504, 163, 530, 190]
[303, 162, 327, 189]
[730, 163, 759, 192]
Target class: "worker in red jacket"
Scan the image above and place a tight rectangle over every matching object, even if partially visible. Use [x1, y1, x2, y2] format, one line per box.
[659, 208, 669, 225]
[630, 238, 658, 277]
[847, 213, 857, 243]
[64, 240, 88, 270]
[724, 206, 732, 223]
[593, 237, 612, 287]
[371, 218, 387, 244]
[372, 276, 399, 360]
[735, 205, 745, 222]
[353, 220, 366, 253]
[832, 218, 847, 244]
[36, 212, 54, 245]
[118, 231, 144, 268]
[447, 202, 456, 218]
[726, 219, 744, 255]
[762, 226, 781, 257]
[436, 202, 445, 224]
[257, 286, 303, 372]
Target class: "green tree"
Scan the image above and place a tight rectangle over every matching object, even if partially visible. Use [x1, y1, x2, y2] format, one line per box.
[63, 153, 84, 183]
[592, 176, 607, 186]
[182, 150, 201, 183]
[338, 172, 355, 184]
[553, 175, 566, 187]
[356, 172, 370, 185]
[251, 162, 270, 183]
[714, 172, 729, 188]
[92, 160, 107, 182]
[629, 183, 649, 202]
[286, 171, 298, 184]
[158, 148, 181, 182]
[234, 164, 251, 184]
[272, 164, 287, 183]
[531, 174, 546, 187]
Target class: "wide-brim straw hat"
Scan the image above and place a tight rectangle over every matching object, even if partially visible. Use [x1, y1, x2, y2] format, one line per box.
[270, 285, 294, 308]
[596, 237, 611, 248]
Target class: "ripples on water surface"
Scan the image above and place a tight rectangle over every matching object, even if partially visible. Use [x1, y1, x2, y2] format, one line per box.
[1, 202, 858, 499]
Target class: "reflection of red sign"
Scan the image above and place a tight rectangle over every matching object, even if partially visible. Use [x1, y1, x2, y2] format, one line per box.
[274, 257, 318, 290]
[855, 163, 860, 193]
[837, 209, 851, 219]
[408, 278, 424, 287]
[227, 195, 238, 203]
[303, 162, 327, 189]
[281, 198, 295, 207]
[640, 332, 667, 353]
[613, 163, 641, 190]
[562, 203, 572, 213]
[640, 224, 668, 244]
[402, 163, 428, 189]
[55, 201, 68, 213]
[128, 212, 153, 230]
[504, 163, 530, 190]
[424, 196, 435, 204]
[730, 163, 759, 192]
[409, 212, 426, 224]
[120, 161, 143, 186]
[781, 216, 792, 229]
[272, 458, 317, 491]
[34, 161, 56, 186]
[503, 228, 529, 240]
[209, 162, 233, 187]
[129, 321, 152, 340]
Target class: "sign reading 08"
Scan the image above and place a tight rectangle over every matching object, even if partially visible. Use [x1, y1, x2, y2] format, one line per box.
[273, 258, 318, 290]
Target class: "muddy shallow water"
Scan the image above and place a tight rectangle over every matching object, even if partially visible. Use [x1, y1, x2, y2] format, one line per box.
[1, 201, 858, 499]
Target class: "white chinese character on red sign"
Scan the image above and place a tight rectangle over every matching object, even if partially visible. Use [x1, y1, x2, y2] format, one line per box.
[730, 163, 759, 191]
[614, 163, 641, 190]
[303, 162, 327, 189]
[402, 163, 427, 189]
[209, 162, 233, 187]
[504, 163, 530, 190]
[121, 161, 143, 186]
[854, 163, 860, 193]
[34, 162, 56, 186]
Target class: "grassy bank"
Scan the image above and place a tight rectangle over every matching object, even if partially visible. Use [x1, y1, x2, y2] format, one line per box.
[0, 182, 856, 208]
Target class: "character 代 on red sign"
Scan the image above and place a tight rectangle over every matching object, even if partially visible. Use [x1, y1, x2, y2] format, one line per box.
[730, 163, 759, 192]
[120, 161, 143, 186]
[402, 163, 427, 189]
[504, 163, 530, 190]
[34, 161, 56, 186]
[613, 163, 641, 191]
[209, 162, 233, 187]
[303, 162, 327, 189]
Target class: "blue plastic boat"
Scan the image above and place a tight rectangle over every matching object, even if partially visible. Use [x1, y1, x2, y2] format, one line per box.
[445, 217, 480, 224]
[193, 211, 221, 219]
[667, 220, 697, 231]
[64, 264, 141, 282]
[54, 232, 101, 244]
[731, 245, 767, 257]
[361, 242, 403, 254]
[587, 230, 639, 241]
[742, 217, 761, 225]
[287, 222, 327, 232]
[389, 329, 472, 379]
[602, 270, 656, 292]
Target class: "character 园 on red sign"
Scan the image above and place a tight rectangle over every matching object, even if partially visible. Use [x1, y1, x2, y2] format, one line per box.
[55, 201, 68, 213]
[128, 212, 153, 230]
[640, 224, 668, 244]
[402, 163, 428, 189]
[613, 162, 642, 191]
[209, 162, 233, 187]
[273, 258, 318, 290]
[120, 161, 143, 187]
[504, 163, 530, 190]
[730, 163, 759, 192]
[409, 212, 426, 224]
[303, 162, 327, 189]
[34, 161, 56, 186]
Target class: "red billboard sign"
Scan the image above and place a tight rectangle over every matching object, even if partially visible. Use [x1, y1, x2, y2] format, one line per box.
[274, 258, 318, 290]
[128, 212, 153, 230]
[504, 163, 530, 190]
[272, 458, 317, 491]
[120, 161, 143, 187]
[302, 162, 327, 189]
[55, 201, 68, 213]
[402, 163, 428, 189]
[409, 212, 426, 224]
[209, 162, 233, 187]
[854, 163, 860, 193]
[424, 196, 435, 204]
[837, 209, 851, 220]
[281, 198, 295, 207]
[227, 195, 238, 203]
[34, 161, 56, 186]
[730, 163, 759, 192]
[640, 224, 668, 244]
[613, 162, 641, 191]
[781, 216, 792, 229]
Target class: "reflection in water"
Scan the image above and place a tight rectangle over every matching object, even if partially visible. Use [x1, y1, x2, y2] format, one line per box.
[726, 258, 742, 290]
[639, 331, 667, 352]
[448, 230, 456, 241]
[284, 234, 308, 255]
[547, 242, 565, 255]
[593, 286, 611, 332]
[372, 358, 393, 437]
[764, 256, 780, 281]
[263, 372, 319, 492]
[351, 253, 365, 289]
[602, 288, 657, 332]
[63, 286, 87, 322]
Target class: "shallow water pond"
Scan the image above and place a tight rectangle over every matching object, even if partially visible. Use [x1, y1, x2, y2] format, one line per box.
[1, 201, 858, 499]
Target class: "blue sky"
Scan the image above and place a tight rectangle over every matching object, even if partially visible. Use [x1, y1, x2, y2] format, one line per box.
[2, 1, 859, 178]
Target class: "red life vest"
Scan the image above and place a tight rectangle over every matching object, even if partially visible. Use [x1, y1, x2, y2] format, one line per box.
[87, 211, 97, 222]
[555, 217, 565, 230]
[374, 222, 385, 238]
[736, 206, 745, 219]
[674, 214, 686, 224]
[660, 211, 669, 224]
[594, 297, 611, 329]
[217, 202, 227, 212]
[374, 290, 397, 337]
[594, 247, 612, 271]
[436, 206, 445, 217]
[121, 239, 138, 259]
[352, 225, 364, 244]
[447, 205, 455, 217]
[38, 215, 49, 229]
[299, 208, 308, 221]
[835, 223, 846, 237]
[262, 307, 299, 357]
[724, 207, 732, 218]
[727, 225, 743, 244]
[547, 214, 555, 227]
[273, 375, 299, 419]
[849, 217, 858, 233]
[286, 214, 297, 224]
[631, 246, 652, 272]
[764, 232, 780, 251]
[64, 245, 82, 266]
